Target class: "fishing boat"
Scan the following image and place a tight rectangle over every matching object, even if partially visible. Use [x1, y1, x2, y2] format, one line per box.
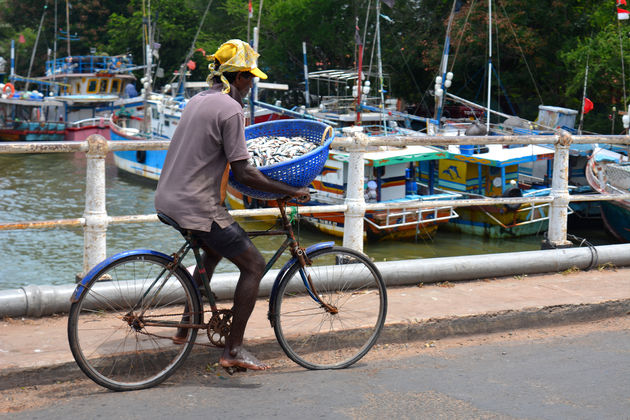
[40, 54, 144, 140]
[7, 41, 143, 141]
[304, 69, 405, 132]
[226, 124, 460, 241]
[7, 54, 143, 141]
[428, 143, 558, 238]
[110, 80, 301, 181]
[109, 115, 159, 182]
[0, 88, 65, 141]
[585, 147, 630, 242]
[65, 116, 112, 141]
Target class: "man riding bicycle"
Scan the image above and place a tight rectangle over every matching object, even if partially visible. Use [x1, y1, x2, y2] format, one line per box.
[155, 39, 309, 371]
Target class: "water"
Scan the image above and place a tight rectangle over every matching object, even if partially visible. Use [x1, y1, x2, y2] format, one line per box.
[0, 152, 615, 291]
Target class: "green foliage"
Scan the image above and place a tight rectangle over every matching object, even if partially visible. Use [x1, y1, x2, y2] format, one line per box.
[0, 0, 628, 133]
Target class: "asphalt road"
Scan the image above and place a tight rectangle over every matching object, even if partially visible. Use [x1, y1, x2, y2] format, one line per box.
[2, 317, 629, 420]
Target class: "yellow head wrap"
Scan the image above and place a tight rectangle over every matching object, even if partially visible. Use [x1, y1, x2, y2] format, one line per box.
[207, 39, 268, 93]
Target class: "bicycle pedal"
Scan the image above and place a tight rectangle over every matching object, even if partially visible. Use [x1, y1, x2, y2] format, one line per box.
[222, 365, 247, 375]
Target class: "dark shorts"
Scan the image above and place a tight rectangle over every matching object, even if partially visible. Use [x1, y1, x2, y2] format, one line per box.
[190, 222, 252, 259]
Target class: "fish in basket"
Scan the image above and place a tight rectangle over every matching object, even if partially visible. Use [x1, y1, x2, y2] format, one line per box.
[228, 119, 335, 200]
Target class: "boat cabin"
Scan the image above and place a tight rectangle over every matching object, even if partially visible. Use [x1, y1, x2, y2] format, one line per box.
[39, 55, 136, 98]
[436, 144, 555, 197]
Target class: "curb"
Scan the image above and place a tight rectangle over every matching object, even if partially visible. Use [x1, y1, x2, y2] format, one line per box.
[379, 298, 630, 344]
[1, 299, 629, 389]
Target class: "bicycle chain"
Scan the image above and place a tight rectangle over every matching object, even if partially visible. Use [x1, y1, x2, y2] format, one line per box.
[131, 308, 233, 349]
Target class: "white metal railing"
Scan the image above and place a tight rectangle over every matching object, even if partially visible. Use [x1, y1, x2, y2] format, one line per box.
[1, 130, 630, 277]
[363, 206, 459, 231]
[68, 117, 108, 129]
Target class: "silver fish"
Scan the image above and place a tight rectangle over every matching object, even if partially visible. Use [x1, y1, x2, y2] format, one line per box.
[247, 136, 318, 167]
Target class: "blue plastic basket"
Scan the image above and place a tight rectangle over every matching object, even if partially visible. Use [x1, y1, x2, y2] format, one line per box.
[228, 119, 335, 200]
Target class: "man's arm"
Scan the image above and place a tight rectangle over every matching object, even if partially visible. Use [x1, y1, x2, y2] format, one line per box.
[230, 159, 310, 202]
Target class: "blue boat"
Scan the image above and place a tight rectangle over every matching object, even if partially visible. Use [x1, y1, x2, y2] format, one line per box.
[586, 147, 630, 242]
[0, 94, 66, 142]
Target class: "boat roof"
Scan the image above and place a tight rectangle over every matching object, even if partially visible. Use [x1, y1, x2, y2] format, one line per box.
[0, 97, 63, 107]
[44, 55, 136, 76]
[329, 145, 449, 167]
[308, 69, 389, 83]
[185, 81, 289, 91]
[52, 94, 119, 104]
[446, 144, 554, 167]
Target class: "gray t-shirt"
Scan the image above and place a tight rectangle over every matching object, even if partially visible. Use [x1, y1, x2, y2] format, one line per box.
[154, 84, 250, 232]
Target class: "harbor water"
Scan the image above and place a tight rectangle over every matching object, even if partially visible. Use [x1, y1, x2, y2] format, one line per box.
[0, 152, 615, 291]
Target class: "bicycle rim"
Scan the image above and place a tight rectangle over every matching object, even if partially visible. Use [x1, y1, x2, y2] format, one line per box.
[273, 246, 387, 369]
[68, 254, 200, 391]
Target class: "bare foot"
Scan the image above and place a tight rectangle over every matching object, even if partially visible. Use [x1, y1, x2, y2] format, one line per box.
[219, 346, 270, 371]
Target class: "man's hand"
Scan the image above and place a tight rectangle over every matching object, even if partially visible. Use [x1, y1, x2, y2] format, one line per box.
[291, 187, 310, 203]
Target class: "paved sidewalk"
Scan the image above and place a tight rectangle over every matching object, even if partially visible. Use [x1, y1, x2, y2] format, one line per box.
[1, 267, 629, 377]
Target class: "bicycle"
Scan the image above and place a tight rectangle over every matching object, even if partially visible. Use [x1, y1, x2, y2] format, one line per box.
[67, 199, 388, 391]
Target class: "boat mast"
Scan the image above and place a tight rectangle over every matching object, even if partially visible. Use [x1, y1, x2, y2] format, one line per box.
[486, 0, 492, 134]
[53, 0, 57, 93]
[434, 0, 458, 124]
[577, 47, 590, 135]
[375, 0, 387, 133]
[25, 4, 47, 91]
[175, 0, 213, 97]
[65, 0, 71, 56]
[302, 42, 310, 108]
[142, 0, 153, 133]
[355, 16, 364, 125]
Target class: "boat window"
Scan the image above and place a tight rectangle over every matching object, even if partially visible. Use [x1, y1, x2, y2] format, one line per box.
[75, 83, 81, 93]
[99, 79, 109, 93]
[152, 107, 159, 119]
[111, 79, 120, 93]
[87, 79, 98, 93]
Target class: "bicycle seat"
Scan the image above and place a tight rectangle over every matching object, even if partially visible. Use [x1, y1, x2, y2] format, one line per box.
[157, 212, 187, 235]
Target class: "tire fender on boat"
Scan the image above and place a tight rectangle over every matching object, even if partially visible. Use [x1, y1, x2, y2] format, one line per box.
[2, 83, 15, 98]
[136, 150, 147, 164]
[502, 186, 523, 212]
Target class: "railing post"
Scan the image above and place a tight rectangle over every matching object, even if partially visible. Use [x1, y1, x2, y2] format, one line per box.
[80, 134, 109, 279]
[544, 130, 572, 249]
[343, 129, 367, 253]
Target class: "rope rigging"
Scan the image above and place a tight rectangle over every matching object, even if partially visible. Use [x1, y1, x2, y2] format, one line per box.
[172, 0, 215, 95]
[446, 0, 544, 117]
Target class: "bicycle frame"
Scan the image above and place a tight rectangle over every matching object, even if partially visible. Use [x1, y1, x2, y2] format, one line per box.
[70, 200, 336, 330]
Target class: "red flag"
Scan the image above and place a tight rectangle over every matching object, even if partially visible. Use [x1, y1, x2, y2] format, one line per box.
[186, 60, 196, 71]
[619, 7, 629, 19]
[618, 0, 627, 5]
[18, 34, 25, 44]
[248, 0, 253, 18]
[583, 98, 594, 114]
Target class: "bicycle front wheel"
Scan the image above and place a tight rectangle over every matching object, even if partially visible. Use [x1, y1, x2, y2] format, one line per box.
[273, 246, 387, 369]
[68, 253, 201, 391]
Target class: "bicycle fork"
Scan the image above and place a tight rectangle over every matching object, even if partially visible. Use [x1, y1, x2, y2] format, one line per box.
[278, 203, 338, 315]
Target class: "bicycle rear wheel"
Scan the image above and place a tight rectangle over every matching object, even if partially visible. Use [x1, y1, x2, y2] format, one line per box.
[68, 253, 201, 391]
[273, 246, 387, 369]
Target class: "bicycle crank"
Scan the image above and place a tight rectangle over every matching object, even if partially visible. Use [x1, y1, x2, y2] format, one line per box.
[207, 309, 233, 347]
